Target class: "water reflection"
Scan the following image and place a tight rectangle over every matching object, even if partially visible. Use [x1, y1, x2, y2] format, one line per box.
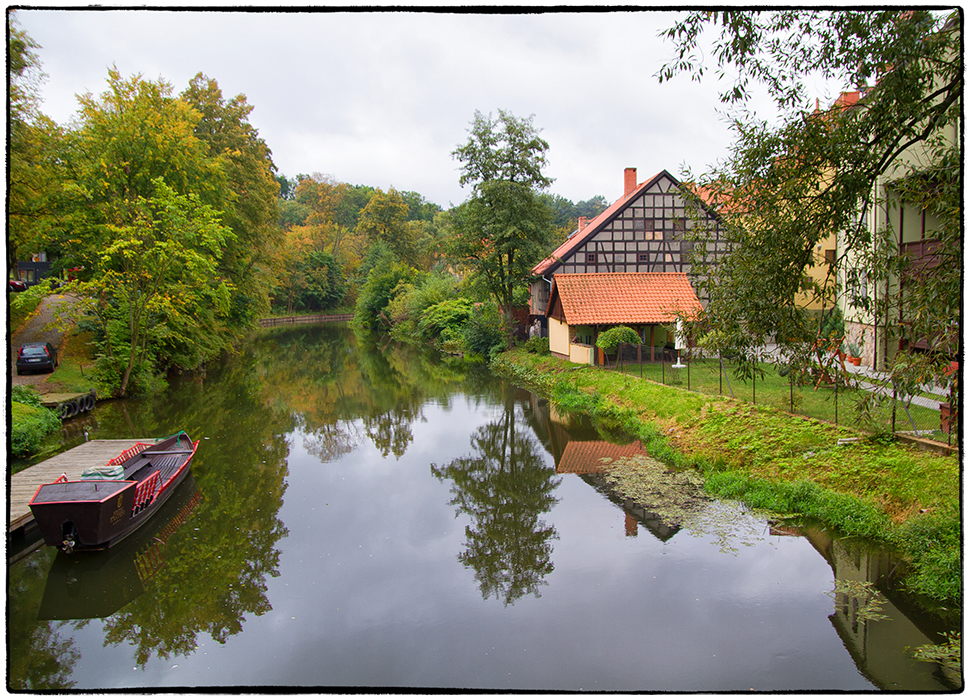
[527, 395, 694, 542]
[8, 545, 77, 689]
[39, 475, 202, 621]
[805, 528, 962, 691]
[6, 325, 960, 690]
[433, 389, 560, 606]
[528, 392, 960, 691]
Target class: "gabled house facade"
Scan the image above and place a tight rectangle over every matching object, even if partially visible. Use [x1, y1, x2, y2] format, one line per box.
[529, 168, 724, 328]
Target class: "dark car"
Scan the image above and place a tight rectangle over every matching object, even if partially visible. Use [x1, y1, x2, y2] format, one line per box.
[8, 279, 27, 292]
[17, 342, 58, 375]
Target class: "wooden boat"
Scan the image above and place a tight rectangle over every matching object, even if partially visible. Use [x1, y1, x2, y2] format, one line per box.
[28, 431, 199, 553]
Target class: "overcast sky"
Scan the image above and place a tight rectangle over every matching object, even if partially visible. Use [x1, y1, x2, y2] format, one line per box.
[14, 7, 845, 209]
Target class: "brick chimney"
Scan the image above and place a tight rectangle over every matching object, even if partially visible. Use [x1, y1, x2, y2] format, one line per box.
[578, 216, 587, 232]
[624, 167, 637, 197]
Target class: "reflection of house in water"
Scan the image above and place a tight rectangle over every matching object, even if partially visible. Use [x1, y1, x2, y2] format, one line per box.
[524, 393, 681, 542]
[771, 522, 959, 691]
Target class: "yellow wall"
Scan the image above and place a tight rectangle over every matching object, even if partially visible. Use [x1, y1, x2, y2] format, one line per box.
[569, 343, 594, 365]
[548, 317, 570, 356]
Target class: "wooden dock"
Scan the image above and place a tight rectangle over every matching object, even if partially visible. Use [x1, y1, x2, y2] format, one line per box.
[40, 390, 97, 419]
[9, 439, 151, 533]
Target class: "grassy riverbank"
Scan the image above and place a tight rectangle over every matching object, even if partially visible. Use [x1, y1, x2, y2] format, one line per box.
[493, 349, 961, 613]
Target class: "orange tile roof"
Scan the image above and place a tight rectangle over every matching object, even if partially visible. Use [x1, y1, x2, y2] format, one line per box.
[548, 272, 702, 326]
[533, 171, 661, 276]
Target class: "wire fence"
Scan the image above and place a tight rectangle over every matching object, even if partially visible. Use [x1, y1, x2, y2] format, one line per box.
[601, 343, 959, 449]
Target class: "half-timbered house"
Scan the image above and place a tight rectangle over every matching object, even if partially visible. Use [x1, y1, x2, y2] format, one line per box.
[529, 168, 725, 330]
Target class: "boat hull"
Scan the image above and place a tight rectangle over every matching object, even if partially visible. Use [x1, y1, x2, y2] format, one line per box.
[28, 433, 198, 551]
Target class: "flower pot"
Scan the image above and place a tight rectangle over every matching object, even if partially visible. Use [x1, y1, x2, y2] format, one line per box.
[848, 356, 861, 366]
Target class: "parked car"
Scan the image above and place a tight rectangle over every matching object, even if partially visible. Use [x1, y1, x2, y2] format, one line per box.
[8, 279, 27, 292]
[17, 342, 58, 375]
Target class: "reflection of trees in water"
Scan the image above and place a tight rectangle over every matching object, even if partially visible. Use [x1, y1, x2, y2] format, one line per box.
[97, 425, 291, 667]
[300, 419, 358, 463]
[360, 404, 418, 459]
[64, 338, 294, 669]
[433, 391, 560, 606]
[7, 325, 501, 686]
[8, 547, 80, 690]
[293, 328, 488, 462]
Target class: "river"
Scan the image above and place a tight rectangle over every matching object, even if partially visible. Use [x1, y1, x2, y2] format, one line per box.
[6, 325, 960, 691]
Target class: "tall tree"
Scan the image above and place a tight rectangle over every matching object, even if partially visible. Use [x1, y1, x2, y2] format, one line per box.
[181, 74, 282, 326]
[660, 10, 961, 389]
[50, 68, 221, 278]
[7, 17, 61, 269]
[355, 187, 415, 265]
[451, 109, 555, 347]
[45, 70, 245, 394]
[71, 179, 235, 396]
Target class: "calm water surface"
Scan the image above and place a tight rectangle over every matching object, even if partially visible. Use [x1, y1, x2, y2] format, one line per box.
[7, 326, 959, 691]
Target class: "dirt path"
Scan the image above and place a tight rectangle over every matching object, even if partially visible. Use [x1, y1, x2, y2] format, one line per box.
[10, 293, 77, 388]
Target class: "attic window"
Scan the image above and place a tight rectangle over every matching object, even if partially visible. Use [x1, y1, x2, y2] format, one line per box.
[586, 252, 597, 264]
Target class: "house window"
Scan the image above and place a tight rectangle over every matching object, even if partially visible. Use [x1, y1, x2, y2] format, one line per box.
[638, 253, 649, 263]
[673, 217, 686, 231]
[586, 252, 597, 264]
[824, 249, 836, 265]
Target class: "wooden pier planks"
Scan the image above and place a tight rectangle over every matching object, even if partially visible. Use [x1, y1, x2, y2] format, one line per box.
[9, 439, 152, 533]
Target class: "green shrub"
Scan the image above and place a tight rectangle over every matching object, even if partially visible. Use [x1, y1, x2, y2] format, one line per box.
[525, 336, 549, 354]
[463, 302, 506, 360]
[419, 298, 474, 341]
[11, 401, 61, 457]
[91, 353, 165, 398]
[596, 325, 641, 351]
[387, 271, 458, 341]
[353, 255, 417, 331]
[11, 385, 43, 408]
